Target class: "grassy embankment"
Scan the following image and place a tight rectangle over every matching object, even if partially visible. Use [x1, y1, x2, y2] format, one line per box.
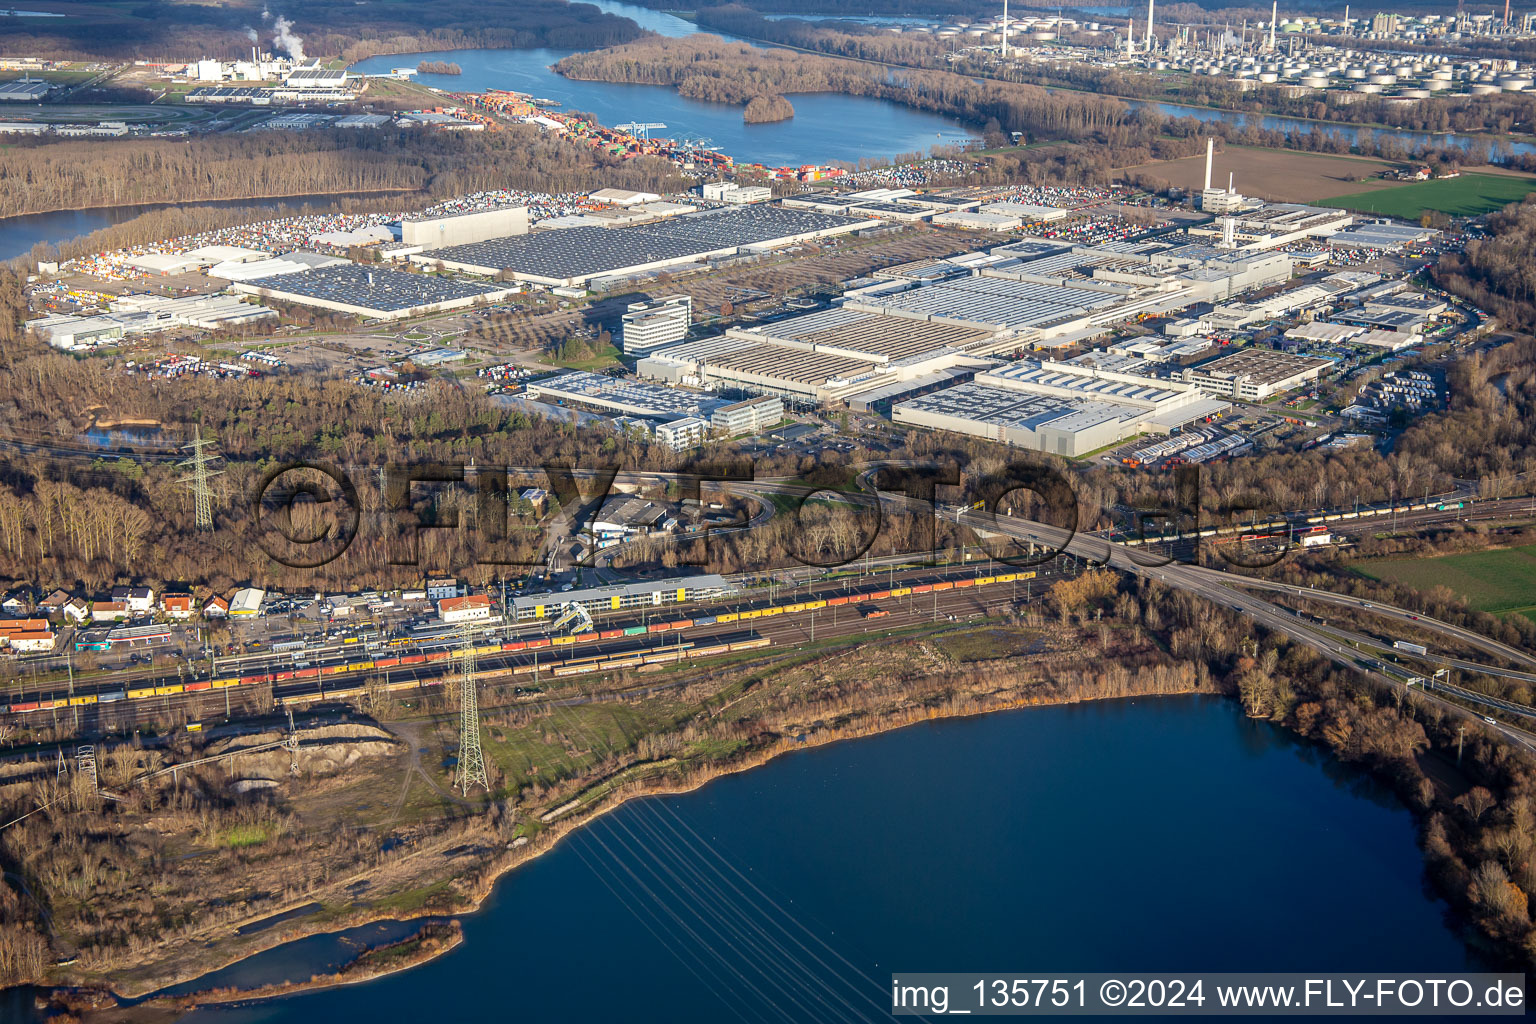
[1321, 172, 1536, 219]
[1355, 543, 1536, 621]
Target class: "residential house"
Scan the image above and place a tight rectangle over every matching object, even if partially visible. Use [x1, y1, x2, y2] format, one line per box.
[9, 632, 54, 653]
[92, 600, 129, 622]
[38, 589, 71, 614]
[62, 597, 90, 623]
[161, 594, 195, 620]
[426, 577, 460, 601]
[0, 589, 30, 617]
[204, 595, 229, 619]
[111, 585, 155, 613]
[0, 619, 51, 642]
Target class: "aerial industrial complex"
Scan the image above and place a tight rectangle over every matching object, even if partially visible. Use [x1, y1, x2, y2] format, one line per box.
[26, 142, 1467, 462]
[415, 205, 871, 287]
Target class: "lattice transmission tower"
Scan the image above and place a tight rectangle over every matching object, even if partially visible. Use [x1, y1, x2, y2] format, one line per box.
[177, 425, 223, 531]
[455, 624, 488, 795]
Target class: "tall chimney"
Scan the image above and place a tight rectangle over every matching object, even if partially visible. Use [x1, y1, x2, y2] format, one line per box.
[1228, 170, 1235, 194]
[1146, 0, 1155, 50]
[1204, 137, 1213, 191]
[1343, 4, 1349, 35]
[1002, 0, 1009, 57]
[1269, 1, 1277, 51]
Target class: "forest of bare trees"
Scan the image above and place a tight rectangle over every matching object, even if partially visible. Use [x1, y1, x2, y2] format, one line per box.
[555, 35, 1130, 141]
[0, 126, 691, 221]
[743, 94, 795, 123]
[0, 0, 646, 63]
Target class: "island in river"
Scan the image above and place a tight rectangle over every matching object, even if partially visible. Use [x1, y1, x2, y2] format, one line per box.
[743, 94, 795, 124]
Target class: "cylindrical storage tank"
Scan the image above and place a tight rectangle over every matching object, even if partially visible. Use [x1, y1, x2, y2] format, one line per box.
[1431, 69, 1453, 80]
[1345, 66, 1366, 78]
[1471, 83, 1501, 94]
[1423, 78, 1450, 91]
[1301, 75, 1329, 89]
[1500, 76, 1533, 91]
[1399, 88, 1430, 98]
[1353, 81, 1383, 93]
[1368, 73, 1397, 85]
[1258, 71, 1278, 82]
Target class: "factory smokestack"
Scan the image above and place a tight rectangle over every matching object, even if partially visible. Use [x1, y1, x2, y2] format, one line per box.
[1146, 0, 1154, 49]
[1268, 1, 1277, 51]
[1204, 137, 1213, 191]
[1001, 0, 1009, 58]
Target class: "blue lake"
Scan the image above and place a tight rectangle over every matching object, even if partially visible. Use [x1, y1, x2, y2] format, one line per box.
[175, 695, 1485, 1024]
[349, 0, 976, 169]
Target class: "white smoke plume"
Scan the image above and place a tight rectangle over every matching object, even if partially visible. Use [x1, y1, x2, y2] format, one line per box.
[261, 6, 271, 19]
[272, 15, 304, 62]
[243, 26, 259, 42]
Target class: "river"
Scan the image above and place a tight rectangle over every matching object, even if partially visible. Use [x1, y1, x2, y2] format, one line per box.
[1130, 96, 1536, 158]
[159, 695, 1482, 1024]
[349, 0, 977, 170]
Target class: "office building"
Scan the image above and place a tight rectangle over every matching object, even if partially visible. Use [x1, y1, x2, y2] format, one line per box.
[621, 295, 692, 355]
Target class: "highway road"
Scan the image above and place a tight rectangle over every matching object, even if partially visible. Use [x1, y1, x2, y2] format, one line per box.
[949, 506, 1536, 751]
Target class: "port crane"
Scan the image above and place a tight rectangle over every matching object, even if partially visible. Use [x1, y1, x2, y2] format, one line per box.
[614, 121, 666, 139]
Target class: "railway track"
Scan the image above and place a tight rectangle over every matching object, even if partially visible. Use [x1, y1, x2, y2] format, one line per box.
[3, 561, 1053, 735]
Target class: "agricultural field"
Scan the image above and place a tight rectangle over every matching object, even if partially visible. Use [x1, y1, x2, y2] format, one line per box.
[1355, 543, 1536, 620]
[1320, 172, 1536, 218]
[1120, 146, 1399, 203]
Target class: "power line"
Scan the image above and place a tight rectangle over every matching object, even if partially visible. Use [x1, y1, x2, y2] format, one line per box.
[455, 623, 488, 795]
[177, 425, 223, 532]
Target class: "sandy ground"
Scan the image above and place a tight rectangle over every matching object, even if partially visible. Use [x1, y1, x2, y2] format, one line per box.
[1120, 145, 1405, 203]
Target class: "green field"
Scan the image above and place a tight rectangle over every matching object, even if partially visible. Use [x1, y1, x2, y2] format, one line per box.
[1320, 172, 1536, 219]
[1356, 543, 1536, 620]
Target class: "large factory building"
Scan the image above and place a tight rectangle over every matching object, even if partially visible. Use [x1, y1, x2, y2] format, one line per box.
[892, 358, 1230, 457]
[413, 205, 869, 288]
[638, 305, 1006, 406]
[401, 206, 529, 249]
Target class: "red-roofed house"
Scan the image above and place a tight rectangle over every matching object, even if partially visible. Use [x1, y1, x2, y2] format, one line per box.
[437, 594, 492, 623]
[161, 594, 195, 620]
[9, 632, 54, 653]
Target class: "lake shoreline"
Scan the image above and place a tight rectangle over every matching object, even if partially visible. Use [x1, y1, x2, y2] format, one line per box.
[73, 682, 1210, 1021]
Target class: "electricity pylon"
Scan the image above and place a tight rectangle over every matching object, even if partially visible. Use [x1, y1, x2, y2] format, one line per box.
[177, 425, 223, 531]
[455, 624, 488, 795]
